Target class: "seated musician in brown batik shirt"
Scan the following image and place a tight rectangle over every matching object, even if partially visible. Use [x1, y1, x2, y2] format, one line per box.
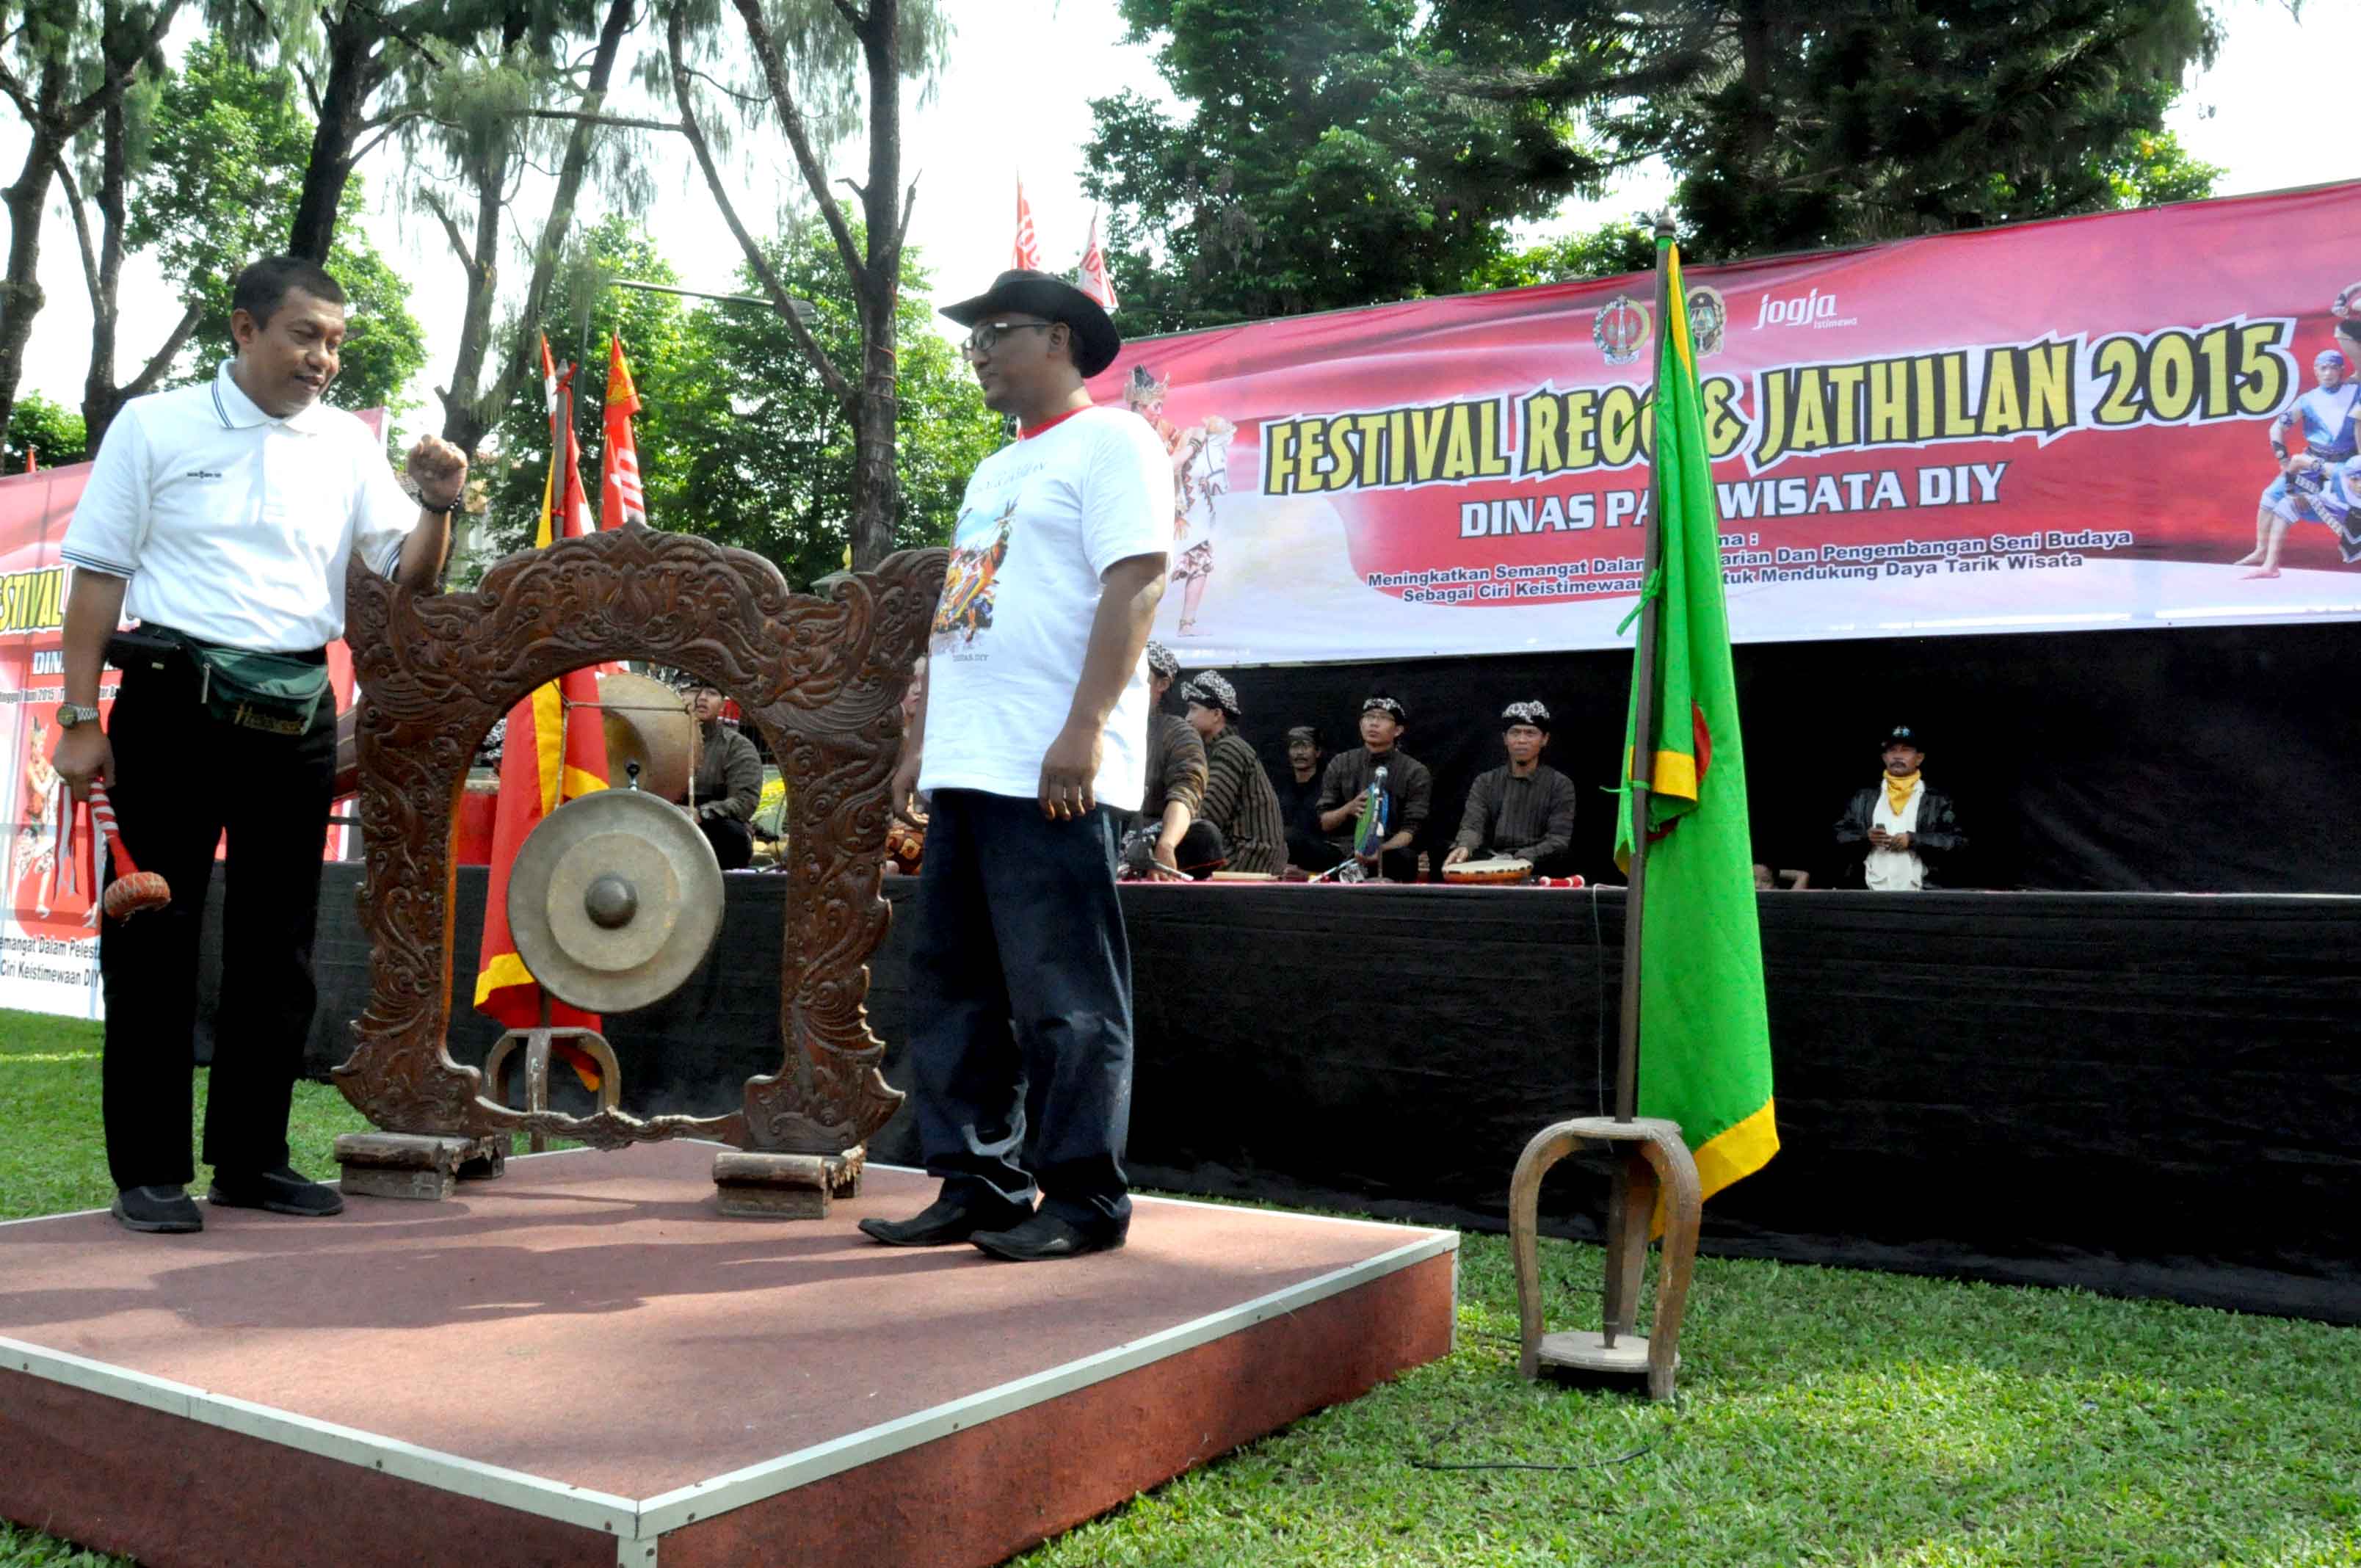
[1180, 669, 1286, 876]
[1443, 700, 1578, 879]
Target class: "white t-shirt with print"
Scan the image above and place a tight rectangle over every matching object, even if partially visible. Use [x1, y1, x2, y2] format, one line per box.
[919, 405, 1172, 812]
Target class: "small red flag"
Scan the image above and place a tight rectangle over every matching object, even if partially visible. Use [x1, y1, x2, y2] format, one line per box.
[1078, 208, 1119, 311]
[1012, 176, 1041, 272]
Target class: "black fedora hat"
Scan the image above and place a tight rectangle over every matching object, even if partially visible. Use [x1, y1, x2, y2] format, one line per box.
[940, 269, 1122, 378]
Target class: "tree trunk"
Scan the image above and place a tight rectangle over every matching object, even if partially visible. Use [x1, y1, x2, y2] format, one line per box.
[289, 10, 386, 262]
[848, 0, 904, 571]
[0, 118, 62, 449]
[0, 0, 183, 443]
[80, 86, 128, 447]
[435, 0, 637, 570]
[1738, 0, 1774, 173]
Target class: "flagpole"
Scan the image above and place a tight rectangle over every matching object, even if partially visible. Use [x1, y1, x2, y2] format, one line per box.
[1614, 211, 1679, 1125]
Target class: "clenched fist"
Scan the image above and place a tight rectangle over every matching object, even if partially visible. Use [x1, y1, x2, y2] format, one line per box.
[405, 435, 470, 511]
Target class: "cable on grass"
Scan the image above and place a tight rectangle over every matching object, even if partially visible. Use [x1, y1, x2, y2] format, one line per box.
[1411, 1441, 1656, 1473]
[1410, 1413, 1664, 1473]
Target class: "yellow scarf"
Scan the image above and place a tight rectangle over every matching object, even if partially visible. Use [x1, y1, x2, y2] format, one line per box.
[1883, 770, 1921, 816]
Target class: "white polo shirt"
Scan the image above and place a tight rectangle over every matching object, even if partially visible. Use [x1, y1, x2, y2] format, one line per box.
[62, 360, 421, 652]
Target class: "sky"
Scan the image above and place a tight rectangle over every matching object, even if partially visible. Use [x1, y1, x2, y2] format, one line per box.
[8, 0, 2357, 449]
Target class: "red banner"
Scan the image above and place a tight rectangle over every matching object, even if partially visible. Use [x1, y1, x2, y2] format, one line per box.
[1090, 183, 2361, 666]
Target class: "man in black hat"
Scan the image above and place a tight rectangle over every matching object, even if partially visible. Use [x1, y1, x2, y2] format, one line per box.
[1316, 694, 1432, 882]
[866, 269, 1172, 1262]
[1834, 725, 1968, 890]
[1443, 700, 1578, 879]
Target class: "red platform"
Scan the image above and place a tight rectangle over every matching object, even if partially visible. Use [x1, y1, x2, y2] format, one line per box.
[0, 1143, 1455, 1567]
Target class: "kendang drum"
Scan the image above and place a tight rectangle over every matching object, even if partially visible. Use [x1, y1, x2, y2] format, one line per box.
[1445, 856, 1533, 885]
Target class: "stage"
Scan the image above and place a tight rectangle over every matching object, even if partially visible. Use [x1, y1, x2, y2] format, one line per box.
[0, 1142, 1455, 1568]
[257, 868, 2361, 1325]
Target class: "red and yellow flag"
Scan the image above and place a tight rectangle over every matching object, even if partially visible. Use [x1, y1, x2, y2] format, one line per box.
[600, 333, 646, 531]
[475, 338, 612, 1086]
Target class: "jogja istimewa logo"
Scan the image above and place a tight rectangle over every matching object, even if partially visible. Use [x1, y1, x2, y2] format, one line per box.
[1593, 295, 1650, 366]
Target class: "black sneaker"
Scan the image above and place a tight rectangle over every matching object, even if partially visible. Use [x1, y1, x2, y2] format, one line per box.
[858, 1191, 1032, 1247]
[969, 1212, 1127, 1262]
[207, 1165, 344, 1217]
[112, 1184, 203, 1234]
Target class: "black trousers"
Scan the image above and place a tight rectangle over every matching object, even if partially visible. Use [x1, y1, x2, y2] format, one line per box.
[698, 815, 753, 871]
[100, 652, 334, 1190]
[904, 789, 1134, 1228]
[1286, 831, 1343, 874]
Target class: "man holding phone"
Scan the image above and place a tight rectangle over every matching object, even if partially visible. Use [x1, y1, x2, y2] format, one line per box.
[1833, 725, 1968, 890]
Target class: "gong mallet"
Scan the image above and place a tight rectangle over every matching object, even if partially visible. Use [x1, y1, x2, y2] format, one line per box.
[86, 781, 171, 919]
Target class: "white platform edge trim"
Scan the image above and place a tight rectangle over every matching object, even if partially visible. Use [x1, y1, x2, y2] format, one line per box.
[1, 1171, 1454, 1545]
[0, 1336, 639, 1536]
[632, 1228, 1459, 1535]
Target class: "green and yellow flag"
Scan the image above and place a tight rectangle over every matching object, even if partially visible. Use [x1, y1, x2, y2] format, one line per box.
[1613, 234, 1778, 1205]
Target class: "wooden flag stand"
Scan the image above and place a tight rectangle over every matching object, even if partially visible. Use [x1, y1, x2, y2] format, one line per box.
[1507, 214, 1704, 1402]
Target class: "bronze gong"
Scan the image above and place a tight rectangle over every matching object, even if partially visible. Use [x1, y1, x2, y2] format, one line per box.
[505, 786, 725, 1014]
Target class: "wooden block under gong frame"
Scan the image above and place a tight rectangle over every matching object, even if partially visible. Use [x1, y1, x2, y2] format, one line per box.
[334, 1132, 501, 1202]
[712, 1147, 866, 1219]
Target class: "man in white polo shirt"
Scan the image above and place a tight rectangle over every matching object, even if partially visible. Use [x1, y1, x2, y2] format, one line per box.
[55, 255, 468, 1235]
[859, 269, 1170, 1262]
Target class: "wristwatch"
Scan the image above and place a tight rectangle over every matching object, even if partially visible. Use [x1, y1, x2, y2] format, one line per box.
[55, 703, 101, 729]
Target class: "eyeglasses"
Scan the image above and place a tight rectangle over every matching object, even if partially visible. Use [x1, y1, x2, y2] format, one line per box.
[960, 320, 1056, 360]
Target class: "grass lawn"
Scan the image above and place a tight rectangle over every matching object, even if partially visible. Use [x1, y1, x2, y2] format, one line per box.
[2, 1009, 2357, 1567]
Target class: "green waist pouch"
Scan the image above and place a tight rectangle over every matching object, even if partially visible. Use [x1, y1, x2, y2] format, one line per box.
[180, 638, 332, 736]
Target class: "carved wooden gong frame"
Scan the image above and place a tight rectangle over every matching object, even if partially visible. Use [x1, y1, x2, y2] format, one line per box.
[331, 523, 945, 1155]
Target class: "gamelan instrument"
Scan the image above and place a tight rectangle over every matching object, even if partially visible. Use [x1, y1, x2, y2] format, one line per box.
[1443, 855, 1534, 885]
[596, 671, 697, 805]
[504, 783, 725, 1014]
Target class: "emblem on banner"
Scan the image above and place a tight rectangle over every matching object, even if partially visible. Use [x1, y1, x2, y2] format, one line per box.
[1686, 286, 1726, 357]
[1593, 294, 1650, 366]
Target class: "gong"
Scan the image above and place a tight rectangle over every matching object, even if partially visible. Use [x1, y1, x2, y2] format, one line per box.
[598, 670, 697, 804]
[506, 786, 725, 1014]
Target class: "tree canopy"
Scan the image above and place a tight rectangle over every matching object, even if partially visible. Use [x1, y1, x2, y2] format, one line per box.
[128, 39, 427, 422]
[1598, 0, 2224, 259]
[1087, 0, 2227, 327]
[471, 214, 997, 591]
[4, 390, 85, 468]
[1081, 0, 1610, 335]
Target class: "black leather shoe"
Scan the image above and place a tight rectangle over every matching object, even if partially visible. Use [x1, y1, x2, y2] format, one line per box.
[969, 1212, 1126, 1262]
[208, 1165, 344, 1217]
[112, 1185, 203, 1234]
[858, 1191, 1031, 1247]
